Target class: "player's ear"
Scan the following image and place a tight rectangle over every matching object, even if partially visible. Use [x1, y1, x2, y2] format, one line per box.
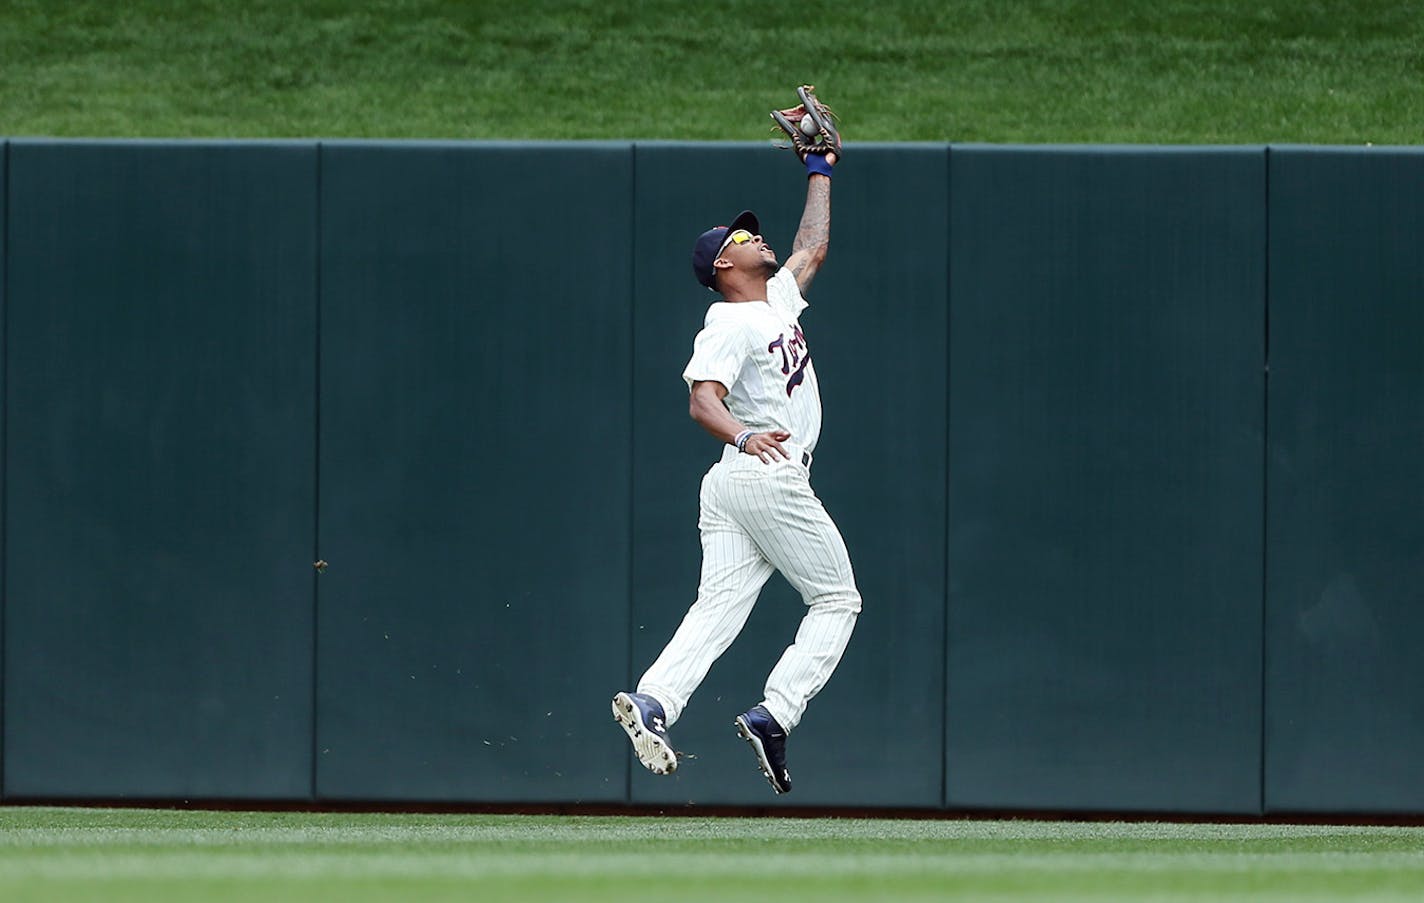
[713, 256, 734, 271]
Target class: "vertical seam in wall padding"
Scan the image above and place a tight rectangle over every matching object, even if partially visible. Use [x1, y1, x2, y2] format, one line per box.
[1259, 146, 1271, 816]
[941, 142, 952, 810]
[0, 139, 9, 799]
[311, 142, 324, 803]
[625, 142, 637, 804]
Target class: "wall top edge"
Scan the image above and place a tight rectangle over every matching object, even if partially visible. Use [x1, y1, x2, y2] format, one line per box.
[3, 138, 1418, 153]
[951, 143, 1272, 153]
[4, 137, 322, 148]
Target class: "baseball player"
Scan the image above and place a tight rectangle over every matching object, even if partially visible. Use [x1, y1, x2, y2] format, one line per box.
[613, 88, 860, 795]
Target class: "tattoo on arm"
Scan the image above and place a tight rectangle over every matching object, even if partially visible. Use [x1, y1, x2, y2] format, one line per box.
[789, 177, 831, 285]
[791, 178, 831, 257]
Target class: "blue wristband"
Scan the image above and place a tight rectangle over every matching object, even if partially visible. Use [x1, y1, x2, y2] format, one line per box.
[805, 155, 834, 178]
[734, 430, 754, 452]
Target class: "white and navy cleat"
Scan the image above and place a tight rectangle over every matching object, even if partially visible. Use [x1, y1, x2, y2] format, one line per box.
[612, 691, 678, 775]
[734, 705, 791, 794]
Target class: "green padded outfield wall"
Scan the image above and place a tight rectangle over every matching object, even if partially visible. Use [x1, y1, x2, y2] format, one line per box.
[314, 143, 633, 802]
[946, 147, 1266, 813]
[1265, 148, 1424, 812]
[628, 144, 947, 807]
[3, 141, 317, 798]
[3, 140, 1422, 814]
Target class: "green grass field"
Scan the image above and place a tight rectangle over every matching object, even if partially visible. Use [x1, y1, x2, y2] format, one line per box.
[2, 807, 1422, 902]
[2, 0, 1422, 143]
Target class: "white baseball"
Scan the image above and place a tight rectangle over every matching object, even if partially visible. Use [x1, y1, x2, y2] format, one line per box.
[799, 116, 818, 137]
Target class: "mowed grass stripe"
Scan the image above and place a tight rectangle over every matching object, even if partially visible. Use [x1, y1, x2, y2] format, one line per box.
[1, 810, 1422, 902]
[6, 847, 1424, 877]
[5, 810, 1424, 842]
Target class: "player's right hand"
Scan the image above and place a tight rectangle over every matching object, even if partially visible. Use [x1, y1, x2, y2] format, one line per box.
[743, 430, 792, 464]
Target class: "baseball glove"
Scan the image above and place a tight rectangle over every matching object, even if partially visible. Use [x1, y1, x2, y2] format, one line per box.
[770, 85, 842, 162]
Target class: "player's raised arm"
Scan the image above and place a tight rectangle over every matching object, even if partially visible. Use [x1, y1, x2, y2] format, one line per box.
[770, 85, 842, 296]
[785, 168, 832, 295]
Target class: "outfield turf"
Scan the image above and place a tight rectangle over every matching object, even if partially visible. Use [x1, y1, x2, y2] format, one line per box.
[1, 808, 1422, 902]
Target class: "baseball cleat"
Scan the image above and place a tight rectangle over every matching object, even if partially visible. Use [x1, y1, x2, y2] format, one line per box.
[612, 692, 678, 775]
[734, 705, 791, 794]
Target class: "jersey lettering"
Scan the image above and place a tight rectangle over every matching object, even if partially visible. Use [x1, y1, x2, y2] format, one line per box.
[767, 325, 811, 396]
[786, 352, 812, 396]
[768, 334, 788, 372]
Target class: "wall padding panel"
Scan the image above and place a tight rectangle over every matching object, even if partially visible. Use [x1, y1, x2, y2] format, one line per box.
[4, 141, 318, 798]
[947, 147, 1266, 813]
[1265, 148, 1424, 813]
[628, 144, 948, 806]
[315, 143, 633, 802]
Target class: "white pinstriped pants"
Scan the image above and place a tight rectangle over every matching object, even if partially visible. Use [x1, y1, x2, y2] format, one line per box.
[638, 446, 862, 732]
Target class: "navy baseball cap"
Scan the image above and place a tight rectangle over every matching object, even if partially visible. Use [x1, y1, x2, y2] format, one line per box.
[691, 210, 760, 290]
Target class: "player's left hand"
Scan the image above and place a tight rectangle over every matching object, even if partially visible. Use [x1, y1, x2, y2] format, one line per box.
[770, 85, 842, 163]
[744, 430, 792, 464]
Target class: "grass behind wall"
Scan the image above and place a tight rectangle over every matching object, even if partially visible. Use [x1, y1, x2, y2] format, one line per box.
[1, 0, 1421, 143]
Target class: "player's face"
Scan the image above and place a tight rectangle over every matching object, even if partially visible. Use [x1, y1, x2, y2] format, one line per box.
[718, 229, 779, 275]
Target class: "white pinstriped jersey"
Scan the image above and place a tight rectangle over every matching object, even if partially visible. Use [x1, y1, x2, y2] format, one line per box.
[682, 268, 822, 455]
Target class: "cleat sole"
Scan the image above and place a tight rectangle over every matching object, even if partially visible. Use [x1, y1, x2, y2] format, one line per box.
[613, 693, 677, 776]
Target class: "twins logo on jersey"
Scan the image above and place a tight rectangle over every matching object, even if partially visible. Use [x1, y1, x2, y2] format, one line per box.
[767, 325, 811, 397]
